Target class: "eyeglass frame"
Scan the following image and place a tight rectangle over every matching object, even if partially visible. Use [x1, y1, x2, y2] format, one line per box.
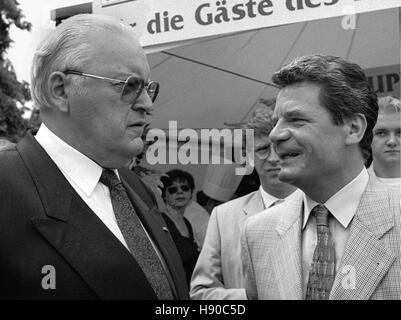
[254, 143, 275, 160]
[63, 69, 159, 103]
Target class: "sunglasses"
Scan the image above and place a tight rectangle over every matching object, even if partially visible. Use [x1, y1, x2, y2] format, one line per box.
[63, 70, 159, 103]
[166, 185, 191, 194]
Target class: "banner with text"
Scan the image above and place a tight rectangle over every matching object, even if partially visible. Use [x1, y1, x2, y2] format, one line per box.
[365, 65, 400, 98]
[93, 0, 400, 51]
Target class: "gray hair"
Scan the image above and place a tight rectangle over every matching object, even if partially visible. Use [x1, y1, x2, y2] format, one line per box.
[378, 95, 400, 114]
[31, 14, 137, 109]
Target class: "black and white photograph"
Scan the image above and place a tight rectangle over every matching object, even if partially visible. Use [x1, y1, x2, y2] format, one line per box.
[0, 0, 400, 308]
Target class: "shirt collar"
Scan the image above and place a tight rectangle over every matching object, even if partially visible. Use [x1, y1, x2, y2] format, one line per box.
[302, 167, 369, 229]
[35, 123, 104, 197]
[259, 185, 291, 208]
[367, 164, 376, 177]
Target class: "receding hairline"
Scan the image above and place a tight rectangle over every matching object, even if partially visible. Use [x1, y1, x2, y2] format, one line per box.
[83, 28, 146, 60]
[63, 16, 147, 73]
[30, 13, 146, 110]
[52, 14, 142, 52]
[57, 13, 136, 33]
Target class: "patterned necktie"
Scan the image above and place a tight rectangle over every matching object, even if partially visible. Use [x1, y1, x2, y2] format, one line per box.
[305, 204, 336, 300]
[100, 169, 173, 300]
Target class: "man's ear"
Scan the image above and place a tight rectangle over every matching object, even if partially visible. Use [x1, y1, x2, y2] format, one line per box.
[48, 71, 71, 113]
[344, 113, 367, 146]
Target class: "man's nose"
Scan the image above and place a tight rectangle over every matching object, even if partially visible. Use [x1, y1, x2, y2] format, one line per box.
[132, 90, 154, 115]
[269, 120, 290, 146]
[267, 145, 280, 164]
[386, 132, 398, 147]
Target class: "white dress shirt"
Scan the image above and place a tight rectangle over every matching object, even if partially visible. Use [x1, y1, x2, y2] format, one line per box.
[36, 124, 180, 298]
[301, 168, 369, 297]
[368, 164, 401, 191]
[259, 186, 285, 208]
[35, 124, 129, 250]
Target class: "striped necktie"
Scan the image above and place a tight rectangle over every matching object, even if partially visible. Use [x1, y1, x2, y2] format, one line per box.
[100, 169, 174, 300]
[305, 204, 336, 300]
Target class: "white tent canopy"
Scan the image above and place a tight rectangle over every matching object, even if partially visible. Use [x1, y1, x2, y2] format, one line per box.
[142, 8, 399, 190]
[81, 3, 401, 192]
[147, 8, 399, 130]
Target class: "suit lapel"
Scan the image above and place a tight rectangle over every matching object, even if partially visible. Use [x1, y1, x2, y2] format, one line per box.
[18, 133, 157, 299]
[243, 190, 265, 217]
[330, 177, 396, 300]
[271, 191, 304, 299]
[31, 193, 157, 300]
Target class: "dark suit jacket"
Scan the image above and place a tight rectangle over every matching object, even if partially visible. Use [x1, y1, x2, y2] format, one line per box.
[0, 132, 189, 300]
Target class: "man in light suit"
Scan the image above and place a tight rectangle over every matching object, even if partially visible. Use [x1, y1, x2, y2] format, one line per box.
[190, 106, 297, 300]
[0, 14, 188, 299]
[242, 55, 401, 300]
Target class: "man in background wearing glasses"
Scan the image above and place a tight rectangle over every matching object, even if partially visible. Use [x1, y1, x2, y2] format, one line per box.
[190, 106, 297, 300]
[0, 14, 188, 300]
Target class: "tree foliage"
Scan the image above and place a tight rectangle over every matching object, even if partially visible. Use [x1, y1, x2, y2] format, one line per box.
[0, 0, 32, 142]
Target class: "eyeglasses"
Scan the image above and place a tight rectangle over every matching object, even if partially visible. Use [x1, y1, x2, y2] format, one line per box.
[254, 144, 273, 160]
[64, 70, 159, 103]
[166, 185, 191, 194]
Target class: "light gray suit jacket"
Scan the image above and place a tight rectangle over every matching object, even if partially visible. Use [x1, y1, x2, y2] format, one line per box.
[190, 190, 265, 300]
[242, 177, 401, 300]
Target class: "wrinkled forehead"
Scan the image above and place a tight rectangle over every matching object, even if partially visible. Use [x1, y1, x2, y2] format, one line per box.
[84, 29, 149, 75]
[273, 83, 323, 118]
[273, 91, 306, 122]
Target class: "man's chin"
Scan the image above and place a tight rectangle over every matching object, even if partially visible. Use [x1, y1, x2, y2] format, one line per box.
[129, 138, 145, 157]
[384, 155, 401, 162]
[112, 139, 145, 168]
[278, 169, 298, 185]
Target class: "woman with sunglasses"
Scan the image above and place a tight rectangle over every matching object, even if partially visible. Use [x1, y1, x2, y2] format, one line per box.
[160, 169, 200, 286]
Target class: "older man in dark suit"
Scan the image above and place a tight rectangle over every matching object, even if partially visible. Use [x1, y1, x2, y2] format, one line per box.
[0, 14, 188, 300]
